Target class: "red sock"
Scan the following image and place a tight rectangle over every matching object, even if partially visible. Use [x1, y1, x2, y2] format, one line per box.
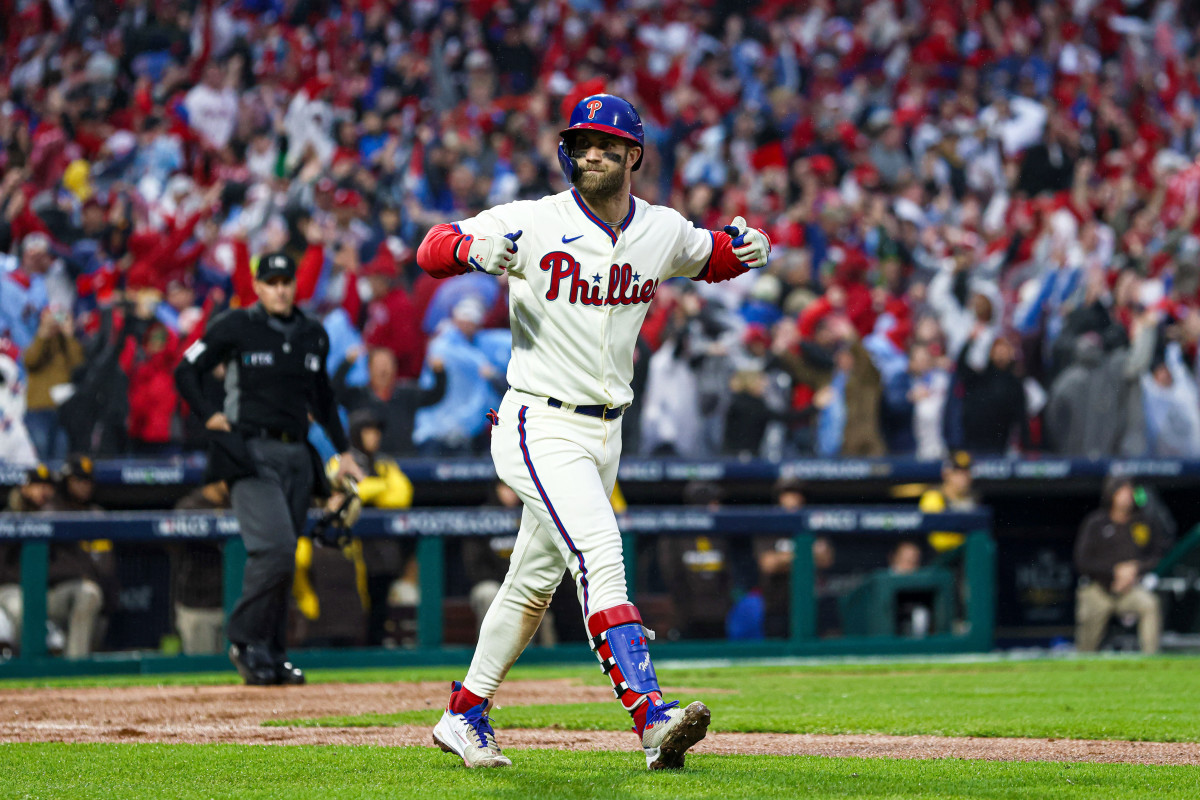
[631, 691, 663, 736]
[448, 684, 488, 713]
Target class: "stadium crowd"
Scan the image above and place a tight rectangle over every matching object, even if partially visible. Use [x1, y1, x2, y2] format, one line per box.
[3, 0, 1200, 467]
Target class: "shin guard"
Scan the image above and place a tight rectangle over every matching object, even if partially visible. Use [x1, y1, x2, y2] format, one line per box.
[587, 604, 663, 723]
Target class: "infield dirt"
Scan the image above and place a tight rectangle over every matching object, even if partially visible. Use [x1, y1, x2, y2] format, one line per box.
[2, 679, 1197, 765]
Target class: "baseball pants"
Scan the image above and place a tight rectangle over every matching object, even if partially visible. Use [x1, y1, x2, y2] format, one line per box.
[175, 603, 226, 655]
[0, 579, 104, 658]
[226, 438, 313, 656]
[1075, 582, 1161, 654]
[463, 389, 626, 698]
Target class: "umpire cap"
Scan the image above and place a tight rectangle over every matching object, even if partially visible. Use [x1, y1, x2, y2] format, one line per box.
[256, 252, 297, 282]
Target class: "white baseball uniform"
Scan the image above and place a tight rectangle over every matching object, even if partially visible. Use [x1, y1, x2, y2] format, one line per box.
[420, 186, 751, 699]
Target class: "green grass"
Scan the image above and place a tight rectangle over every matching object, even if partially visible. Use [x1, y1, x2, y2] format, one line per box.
[263, 657, 1200, 743]
[1, 744, 1197, 800]
[5, 658, 1200, 798]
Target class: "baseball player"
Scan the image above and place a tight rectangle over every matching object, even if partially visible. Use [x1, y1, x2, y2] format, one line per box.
[417, 94, 770, 769]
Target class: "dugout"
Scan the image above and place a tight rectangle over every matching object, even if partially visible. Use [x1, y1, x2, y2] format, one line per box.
[4, 454, 1200, 673]
[0, 506, 994, 677]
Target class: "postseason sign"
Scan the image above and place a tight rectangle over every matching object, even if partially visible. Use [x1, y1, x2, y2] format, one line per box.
[2, 456, 1197, 487]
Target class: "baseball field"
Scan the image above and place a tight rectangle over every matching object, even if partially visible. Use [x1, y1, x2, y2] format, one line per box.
[2, 655, 1199, 799]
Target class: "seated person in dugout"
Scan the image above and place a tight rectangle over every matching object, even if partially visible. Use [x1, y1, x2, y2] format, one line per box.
[49, 455, 120, 649]
[888, 540, 922, 575]
[887, 539, 932, 637]
[1073, 476, 1171, 654]
[753, 477, 838, 638]
[658, 481, 732, 639]
[0, 464, 111, 658]
[172, 481, 230, 655]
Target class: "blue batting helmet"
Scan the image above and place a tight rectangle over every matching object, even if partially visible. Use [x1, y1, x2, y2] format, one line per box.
[557, 94, 645, 184]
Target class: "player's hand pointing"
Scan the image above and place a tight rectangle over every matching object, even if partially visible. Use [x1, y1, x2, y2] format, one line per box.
[723, 216, 771, 269]
[457, 230, 523, 275]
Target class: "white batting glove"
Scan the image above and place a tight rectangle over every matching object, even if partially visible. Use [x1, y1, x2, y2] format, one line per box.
[455, 230, 522, 275]
[723, 216, 771, 269]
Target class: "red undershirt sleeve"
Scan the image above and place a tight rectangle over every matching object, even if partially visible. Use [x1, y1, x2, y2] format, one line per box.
[417, 223, 471, 279]
[693, 229, 754, 284]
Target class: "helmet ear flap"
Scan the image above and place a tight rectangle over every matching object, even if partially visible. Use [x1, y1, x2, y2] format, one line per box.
[557, 135, 581, 185]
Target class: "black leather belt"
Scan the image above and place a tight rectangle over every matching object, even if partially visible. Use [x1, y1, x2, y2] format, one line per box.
[241, 426, 303, 443]
[547, 397, 626, 420]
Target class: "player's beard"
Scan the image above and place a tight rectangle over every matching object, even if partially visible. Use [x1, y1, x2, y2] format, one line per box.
[574, 162, 625, 201]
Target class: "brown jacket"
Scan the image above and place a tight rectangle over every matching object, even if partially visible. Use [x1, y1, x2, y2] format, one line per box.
[841, 339, 885, 456]
[781, 339, 885, 456]
[23, 332, 84, 411]
[1074, 509, 1171, 590]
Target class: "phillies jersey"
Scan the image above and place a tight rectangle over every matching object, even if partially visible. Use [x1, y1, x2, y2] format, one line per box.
[452, 187, 716, 407]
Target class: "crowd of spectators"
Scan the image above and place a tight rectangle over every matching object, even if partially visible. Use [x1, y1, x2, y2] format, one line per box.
[5, 0, 1200, 466]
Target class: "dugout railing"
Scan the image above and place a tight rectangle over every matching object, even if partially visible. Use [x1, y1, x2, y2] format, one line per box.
[0, 507, 994, 678]
[4, 454, 1199, 490]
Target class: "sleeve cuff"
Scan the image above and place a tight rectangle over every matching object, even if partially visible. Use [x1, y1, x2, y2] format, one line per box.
[453, 234, 473, 267]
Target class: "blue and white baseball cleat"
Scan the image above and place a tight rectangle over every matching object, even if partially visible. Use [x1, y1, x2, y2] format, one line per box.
[432, 684, 512, 768]
[641, 700, 710, 769]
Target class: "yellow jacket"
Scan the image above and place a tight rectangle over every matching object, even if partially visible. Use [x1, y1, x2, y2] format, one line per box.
[326, 454, 414, 509]
[919, 488, 965, 552]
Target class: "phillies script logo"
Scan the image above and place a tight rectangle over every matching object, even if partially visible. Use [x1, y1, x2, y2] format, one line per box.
[586, 99, 603, 119]
[540, 252, 658, 307]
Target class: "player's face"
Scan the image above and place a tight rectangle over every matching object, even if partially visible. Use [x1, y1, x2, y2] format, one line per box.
[254, 276, 298, 316]
[571, 131, 639, 198]
[360, 426, 382, 455]
[67, 476, 93, 502]
[944, 466, 971, 496]
[1111, 484, 1134, 514]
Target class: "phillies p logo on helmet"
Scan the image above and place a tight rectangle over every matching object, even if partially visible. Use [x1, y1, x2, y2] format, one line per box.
[586, 99, 603, 120]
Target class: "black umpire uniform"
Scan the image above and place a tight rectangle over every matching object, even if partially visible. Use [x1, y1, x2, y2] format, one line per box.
[174, 252, 353, 685]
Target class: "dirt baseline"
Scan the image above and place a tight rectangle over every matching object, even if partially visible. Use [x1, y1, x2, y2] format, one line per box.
[2, 680, 1196, 766]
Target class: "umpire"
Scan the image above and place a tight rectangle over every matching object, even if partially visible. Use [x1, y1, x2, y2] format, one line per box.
[175, 251, 364, 685]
